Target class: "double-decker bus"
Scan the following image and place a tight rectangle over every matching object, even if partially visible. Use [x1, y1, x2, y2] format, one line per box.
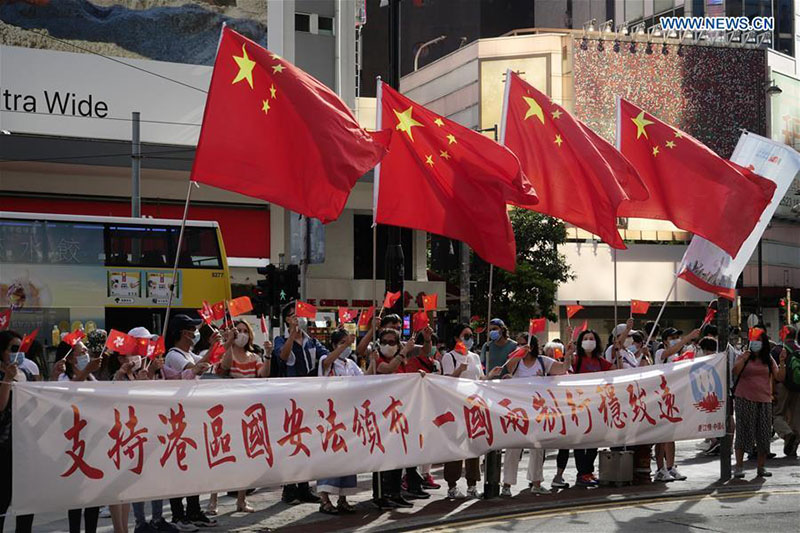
[0, 212, 231, 345]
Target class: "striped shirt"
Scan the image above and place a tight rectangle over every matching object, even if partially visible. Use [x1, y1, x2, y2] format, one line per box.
[229, 357, 264, 379]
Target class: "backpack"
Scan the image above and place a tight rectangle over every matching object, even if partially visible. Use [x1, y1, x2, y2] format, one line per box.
[783, 343, 800, 392]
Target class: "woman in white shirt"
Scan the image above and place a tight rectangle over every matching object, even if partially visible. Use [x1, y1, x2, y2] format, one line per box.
[502, 336, 567, 496]
[440, 324, 501, 499]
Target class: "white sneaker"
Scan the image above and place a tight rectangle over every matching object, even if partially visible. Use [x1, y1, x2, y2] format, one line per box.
[530, 485, 551, 495]
[500, 485, 512, 497]
[466, 486, 481, 499]
[447, 487, 466, 499]
[551, 475, 569, 489]
[654, 468, 675, 482]
[172, 520, 199, 532]
[668, 467, 687, 481]
[99, 506, 111, 519]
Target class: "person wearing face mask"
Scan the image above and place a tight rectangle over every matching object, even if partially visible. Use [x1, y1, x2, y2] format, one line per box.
[0, 330, 35, 533]
[571, 330, 613, 486]
[163, 315, 216, 531]
[272, 302, 325, 506]
[733, 329, 786, 478]
[355, 314, 402, 360]
[314, 329, 370, 515]
[604, 319, 634, 364]
[480, 318, 517, 377]
[441, 324, 502, 499]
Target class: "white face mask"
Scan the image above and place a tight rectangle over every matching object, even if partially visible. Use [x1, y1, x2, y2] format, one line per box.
[234, 332, 249, 348]
[668, 339, 680, 347]
[339, 347, 352, 360]
[581, 339, 596, 352]
[623, 337, 634, 348]
[75, 354, 90, 371]
[379, 343, 396, 357]
[123, 355, 142, 370]
[297, 317, 309, 331]
[186, 331, 198, 347]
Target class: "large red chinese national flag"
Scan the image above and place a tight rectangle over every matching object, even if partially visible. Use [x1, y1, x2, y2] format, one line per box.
[375, 82, 529, 272]
[618, 99, 776, 257]
[191, 26, 390, 223]
[502, 71, 648, 249]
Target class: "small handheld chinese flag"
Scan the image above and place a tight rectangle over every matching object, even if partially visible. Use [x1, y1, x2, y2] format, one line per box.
[572, 320, 588, 341]
[106, 330, 137, 355]
[260, 315, 268, 335]
[358, 306, 375, 329]
[508, 347, 527, 360]
[211, 301, 226, 321]
[62, 328, 86, 347]
[295, 301, 317, 319]
[673, 350, 696, 362]
[412, 310, 429, 332]
[702, 307, 717, 327]
[454, 340, 468, 355]
[338, 307, 356, 324]
[749, 327, 765, 342]
[0, 309, 10, 331]
[18, 328, 39, 354]
[553, 347, 564, 359]
[383, 290, 402, 309]
[228, 296, 253, 317]
[631, 300, 650, 315]
[207, 341, 227, 365]
[198, 301, 214, 325]
[422, 293, 438, 312]
[566, 305, 584, 319]
[529, 318, 546, 336]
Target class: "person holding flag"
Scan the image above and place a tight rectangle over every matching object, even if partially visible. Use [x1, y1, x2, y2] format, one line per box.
[501, 335, 568, 496]
[480, 318, 517, 377]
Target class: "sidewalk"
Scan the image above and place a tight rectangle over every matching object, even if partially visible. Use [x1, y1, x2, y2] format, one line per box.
[26, 439, 799, 532]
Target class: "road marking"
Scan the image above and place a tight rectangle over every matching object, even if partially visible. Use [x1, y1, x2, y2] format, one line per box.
[418, 489, 800, 531]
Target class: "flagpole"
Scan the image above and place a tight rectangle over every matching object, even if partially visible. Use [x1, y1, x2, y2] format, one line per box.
[372, 76, 383, 345]
[499, 69, 512, 145]
[161, 179, 197, 341]
[644, 263, 683, 347]
[613, 95, 622, 327]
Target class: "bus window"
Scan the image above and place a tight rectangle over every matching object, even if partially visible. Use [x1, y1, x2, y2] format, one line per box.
[0, 219, 103, 265]
[174, 226, 222, 269]
[105, 225, 171, 267]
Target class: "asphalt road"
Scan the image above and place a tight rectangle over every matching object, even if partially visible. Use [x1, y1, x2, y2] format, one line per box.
[417, 488, 800, 532]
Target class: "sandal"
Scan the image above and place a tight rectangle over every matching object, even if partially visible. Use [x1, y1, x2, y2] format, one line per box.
[319, 501, 339, 515]
[337, 501, 356, 514]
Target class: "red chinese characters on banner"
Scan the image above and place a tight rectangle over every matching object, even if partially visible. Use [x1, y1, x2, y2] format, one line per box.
[498, 398, 530, 435]
[463, 394, 494, 445]
[107, 406, 148, 475]
[532, 390, 566, 435]
[626, 382, 656, 425]
[61, 405, 104, 480]
[203, 404, 236, 469]
[353, 399, 385, 454]
[157, 404, 198, 471]
[278, 399, 312, 457]
[316, 399, 348, 453]
[241, 403, 274, 466]
[655, 375, 683, 423]
[596, 384, 627, 429]
[382, 396, 409, 454]
[565, 388, 593, 435]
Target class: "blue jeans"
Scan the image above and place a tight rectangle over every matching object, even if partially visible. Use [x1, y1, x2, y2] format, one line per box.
[132, 500, 162, 525]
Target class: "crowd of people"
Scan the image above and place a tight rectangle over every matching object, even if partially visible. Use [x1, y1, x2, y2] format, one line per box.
[1, 301, 798, 533]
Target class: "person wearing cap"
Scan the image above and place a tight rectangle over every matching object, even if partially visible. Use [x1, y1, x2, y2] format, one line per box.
[604, 318, 634, 365]
[480, 318, 517, 377]
[163, 315, 216, 530]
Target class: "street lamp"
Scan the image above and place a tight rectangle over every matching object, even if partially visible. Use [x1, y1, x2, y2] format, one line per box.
[414, 35, 446, 71]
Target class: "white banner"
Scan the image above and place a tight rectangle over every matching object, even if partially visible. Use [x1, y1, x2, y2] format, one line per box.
[12, 355, 726, 514]
[679, 131, 800, 298]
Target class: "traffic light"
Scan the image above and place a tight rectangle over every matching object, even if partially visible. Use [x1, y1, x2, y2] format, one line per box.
[283, 264, 301, 303]
[257, 264, 277, 307]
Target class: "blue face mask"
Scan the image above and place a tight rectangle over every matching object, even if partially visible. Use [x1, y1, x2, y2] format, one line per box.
[488, 330, 501, 342]
[749, 341, 763, 353]
[8, 352, 25, 366]
[461, 336, 474, 351]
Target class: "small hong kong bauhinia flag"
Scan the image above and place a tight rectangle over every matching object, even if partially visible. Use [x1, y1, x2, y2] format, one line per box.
[0, 309, 10, 331]
[412, 310, 429, 332]
[702, 307, 717, 326]
[357, 306, 375, 328]
[295, 301, 317, 319]
[383, 290, 402, 309]
[207, 341, 227, 365]
[422, 293, 438, 312]
[105, 330, 137, 355]
[260, 315, 268, 335]
[228, 296, 253, 317]
[143, 337, 166, 359]
[198, 301, 214, 324]
[338, 307, 357, 324]
[62, 328, 86, 347]
[210, 301, 226, 321]
[566, 305, 584, 319]
[631, 300, 651, 315]
[18, 329, 39, 354]
[508, 346, 528, 360]
[529, 318, 547, 336]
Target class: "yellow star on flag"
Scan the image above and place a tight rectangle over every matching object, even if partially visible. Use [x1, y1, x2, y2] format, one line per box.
[446, 134, 457, 145]
[270, 84, 277, 99]
[522, 96, 545, 124]
[440, 150, 451, 160]
[665, 140, 676, 149]
[434, 118, 444, 127]
[393, 106, 424, 141]
[425, 155, 434, 167]
[674, 130, 683, 138]
[631, 111, 654, 139]
[261, 99, 270, 115]
[232, 44, 256, 89]
[551, 109, 563, 119]
[272, 64, 285, 74]
[652, 145, 660, 157]
[271, 53, 281, 60]
[554, 134, 563, 147]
